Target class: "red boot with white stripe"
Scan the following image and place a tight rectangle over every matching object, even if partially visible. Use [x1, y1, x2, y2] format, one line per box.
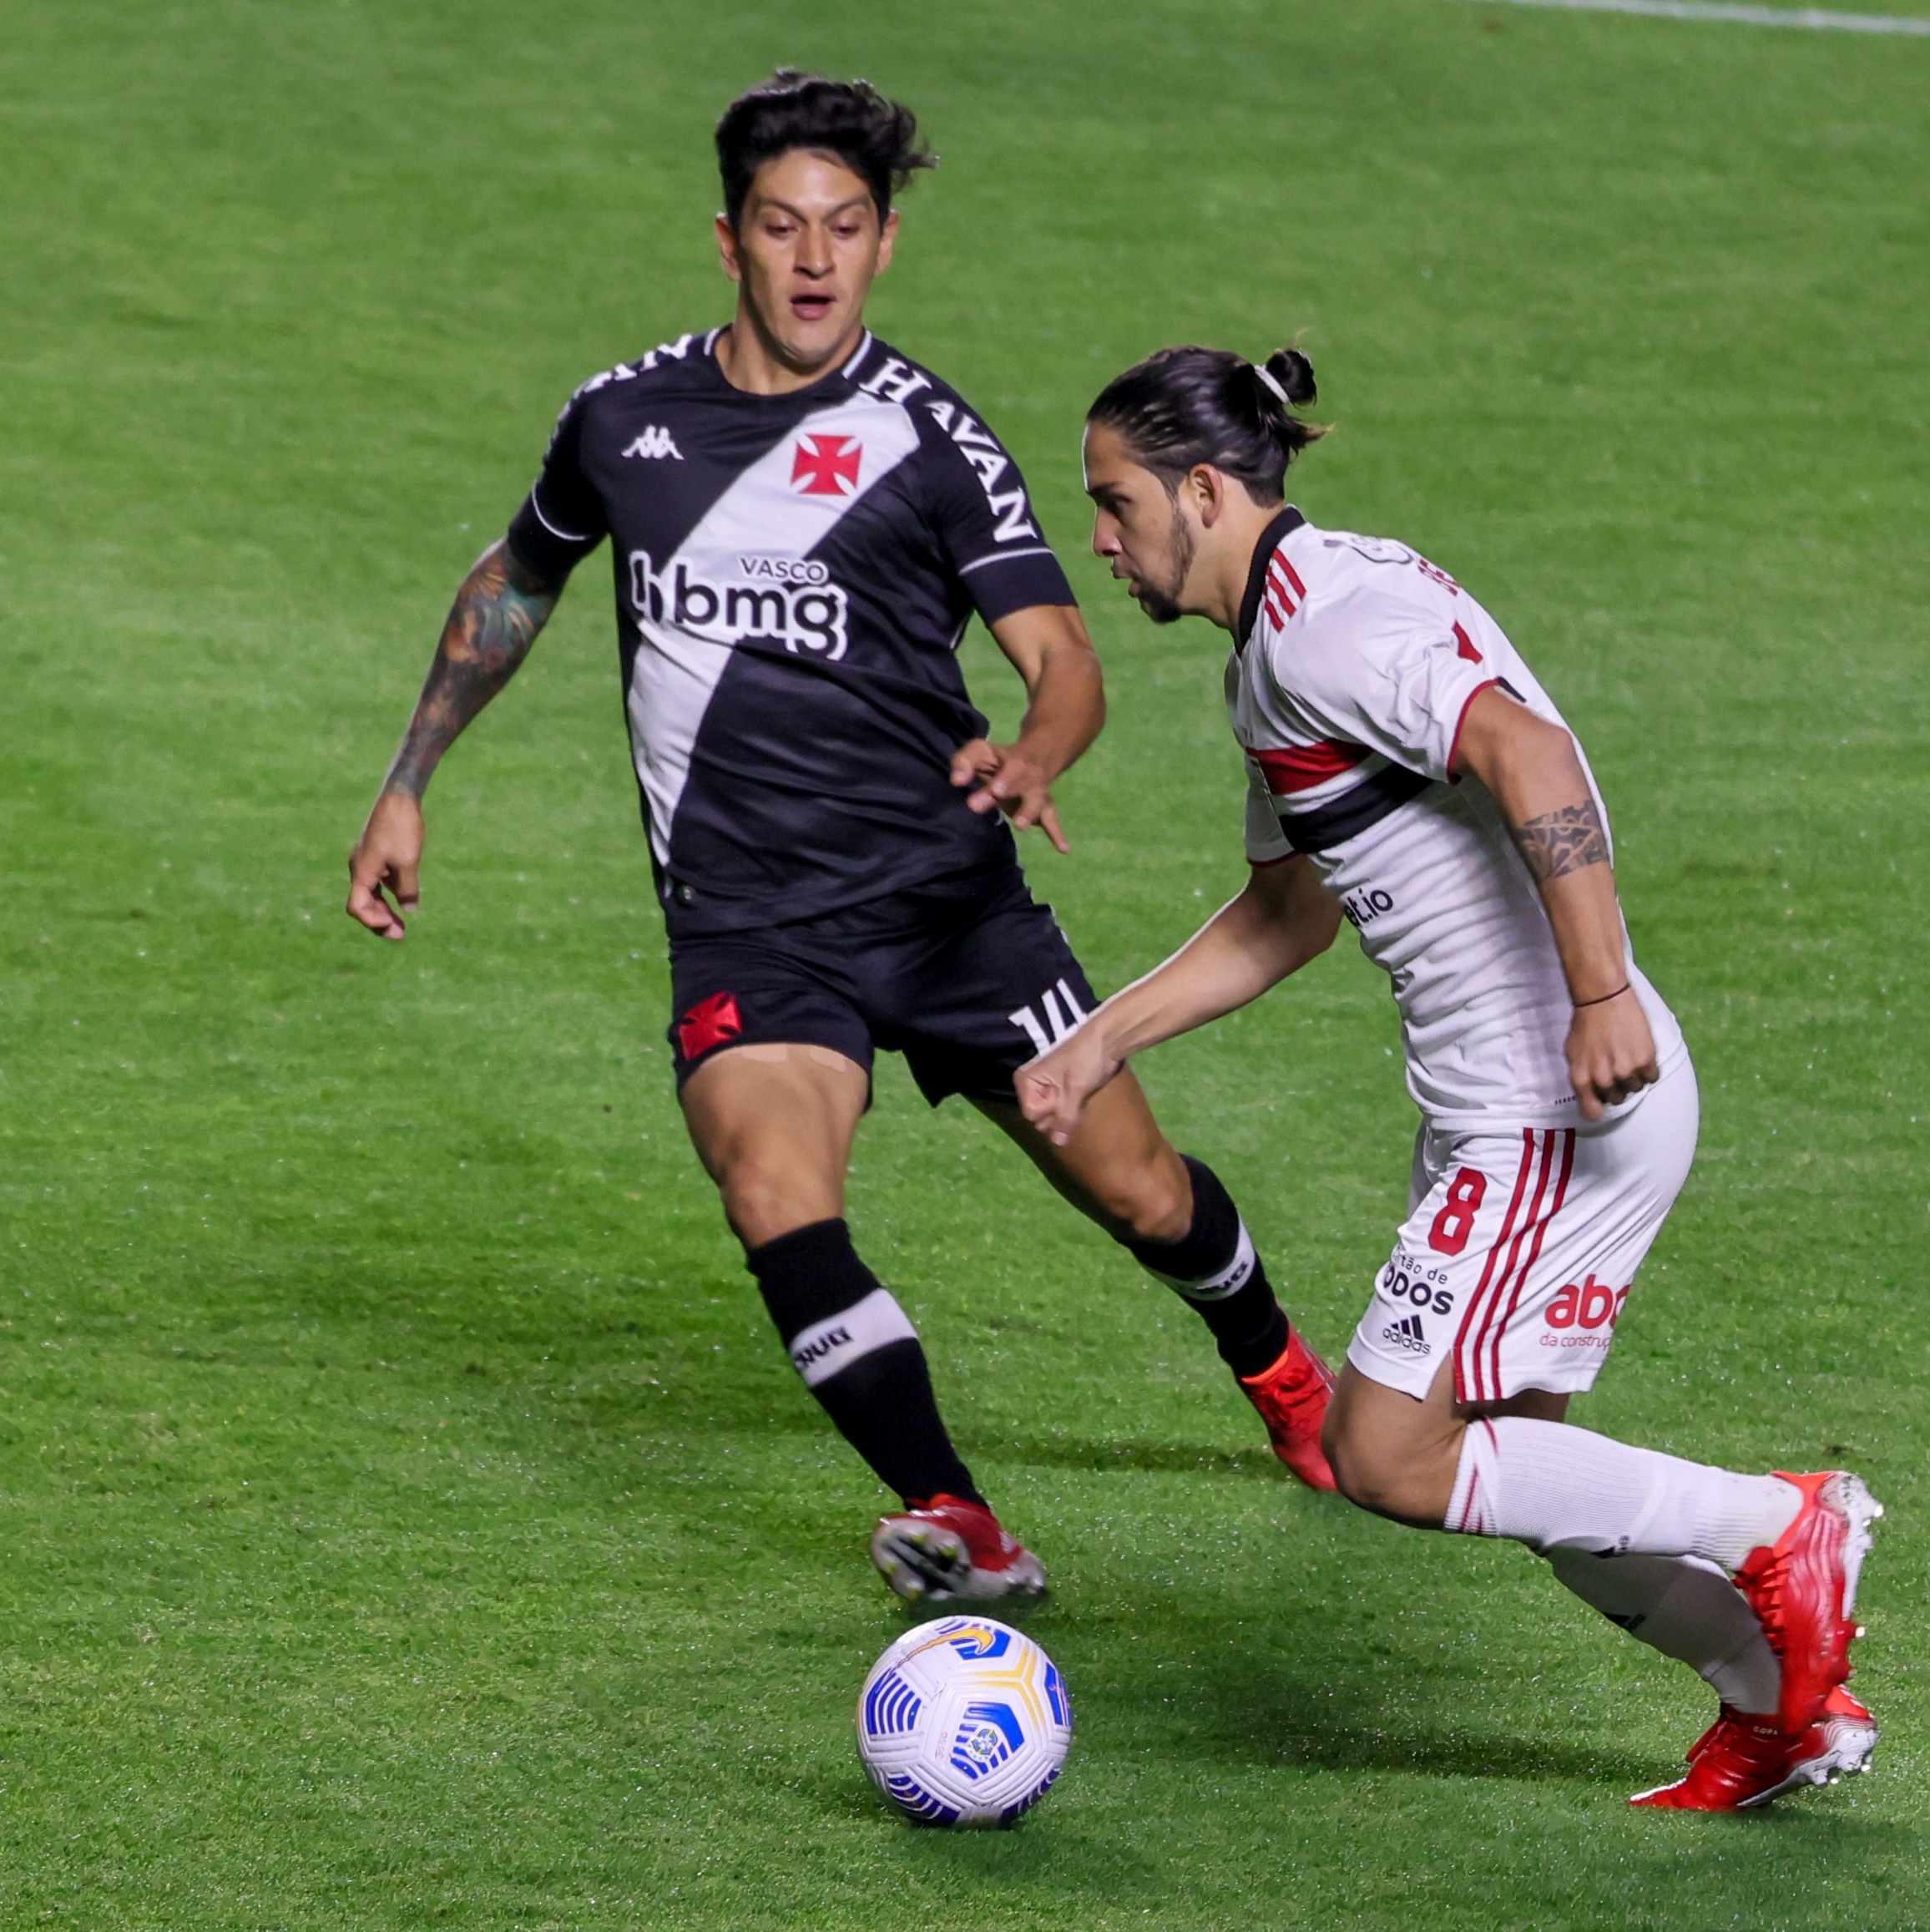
[1733, 1469, 1882, 1733]
[1629, 1686, 1877, 1810]
[870, 1495, 1047, 1605]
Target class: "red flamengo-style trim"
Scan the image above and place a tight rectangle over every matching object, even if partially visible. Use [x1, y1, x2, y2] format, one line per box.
[1453, 1419, 1500, 1534]
[1451, 1132, 1536, 1404]
[1251, 741, 1370, 795]
[1263, 554, 1306, 627]
[1482, 1129, 1575, 1399]
[1467, 1132, 1561, 1404]
[1446, 676, 1500, 781]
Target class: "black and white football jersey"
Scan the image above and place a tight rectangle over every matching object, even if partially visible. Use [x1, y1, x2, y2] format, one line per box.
[506, 327, 1076, 937]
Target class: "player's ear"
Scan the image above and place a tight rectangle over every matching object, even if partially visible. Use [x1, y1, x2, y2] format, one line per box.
[875, 207, 899, 275]
[1186, 463, 1227, 529]
[715, 212, 744, 284]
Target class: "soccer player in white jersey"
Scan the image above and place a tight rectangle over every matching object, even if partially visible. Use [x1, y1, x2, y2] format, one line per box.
[344, 78, 1338, 1609]
[1015, 341, 1882, 1807]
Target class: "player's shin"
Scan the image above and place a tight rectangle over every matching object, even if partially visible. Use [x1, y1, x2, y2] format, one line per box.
[745, 1218, 983, 1507]
[1545, 1546, 1781, 1716]
[1118, 1156, 1285, 1374]
[1447, 1417, 1800, 1566]
[1119, 1156, 1335, 1489]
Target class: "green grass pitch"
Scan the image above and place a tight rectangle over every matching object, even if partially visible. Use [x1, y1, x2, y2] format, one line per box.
[3, 0, 1927, 1924]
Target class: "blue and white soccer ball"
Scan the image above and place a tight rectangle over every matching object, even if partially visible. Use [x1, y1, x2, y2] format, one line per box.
[855, 1616, 1072, 1828]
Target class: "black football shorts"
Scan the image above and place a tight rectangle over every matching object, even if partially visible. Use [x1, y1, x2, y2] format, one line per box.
[666, 865, 1098, 1106]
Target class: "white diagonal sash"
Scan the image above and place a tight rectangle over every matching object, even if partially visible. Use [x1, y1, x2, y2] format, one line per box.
[625, 394, 921, 864]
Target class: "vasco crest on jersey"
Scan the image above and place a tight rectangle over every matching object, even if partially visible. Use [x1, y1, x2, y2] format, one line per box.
[628, 549, 851, 660]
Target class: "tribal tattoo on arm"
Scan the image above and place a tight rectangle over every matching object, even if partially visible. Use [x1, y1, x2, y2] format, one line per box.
[1508, 800, 1611, 884]
[383, 540, 565, 801]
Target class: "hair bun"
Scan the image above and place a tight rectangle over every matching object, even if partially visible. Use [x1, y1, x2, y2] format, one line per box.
[1265, 347, 1317, 407]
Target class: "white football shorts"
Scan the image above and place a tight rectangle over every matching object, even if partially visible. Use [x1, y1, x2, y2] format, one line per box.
[1346, 1057, 1699, 1403]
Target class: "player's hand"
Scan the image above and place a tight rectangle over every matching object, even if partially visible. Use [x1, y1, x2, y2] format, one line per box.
[951, 738, 1069, 853]
[1565, 989, 1660, 1121]
[1013, 1024, 1121, 1146]
[346, 792, 424, 941]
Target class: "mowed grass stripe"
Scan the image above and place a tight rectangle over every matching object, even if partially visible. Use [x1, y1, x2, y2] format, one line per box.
[0, 0, 1925, 1926]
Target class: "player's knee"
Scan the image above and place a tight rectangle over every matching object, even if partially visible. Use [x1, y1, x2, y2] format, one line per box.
[1322, 1411, 1442, 1522]
[718, 1157, 836, 1250]
[1092, 1153, 1191, 1244]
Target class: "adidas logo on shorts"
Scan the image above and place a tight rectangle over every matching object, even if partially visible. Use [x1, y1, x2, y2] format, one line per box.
[1382, 1312, 1431, 1356]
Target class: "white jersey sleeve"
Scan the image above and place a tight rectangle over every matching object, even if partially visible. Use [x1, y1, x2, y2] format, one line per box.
[1269, 586, 1498, 786]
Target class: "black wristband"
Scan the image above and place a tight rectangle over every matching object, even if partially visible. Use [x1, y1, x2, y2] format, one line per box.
[1573, 983, 1630, 1009]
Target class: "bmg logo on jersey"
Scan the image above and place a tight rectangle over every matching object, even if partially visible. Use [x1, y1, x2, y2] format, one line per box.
[629, 549, 850, 660]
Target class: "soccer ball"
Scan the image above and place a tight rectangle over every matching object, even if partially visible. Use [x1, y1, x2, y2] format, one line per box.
[855, 1615, 1072, 1828]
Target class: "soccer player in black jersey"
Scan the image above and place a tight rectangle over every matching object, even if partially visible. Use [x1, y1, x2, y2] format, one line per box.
[346, 72, 1336, 1602]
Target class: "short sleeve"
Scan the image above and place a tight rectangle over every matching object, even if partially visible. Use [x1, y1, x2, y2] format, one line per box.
[920, 405, 1075, 624]
[1244, 756, 1293, 864]
[1278, 609, 1498, 784]
[505, 388, 609, 579]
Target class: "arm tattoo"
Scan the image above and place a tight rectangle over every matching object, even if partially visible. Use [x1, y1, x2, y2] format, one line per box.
[1508, 800, 1610, 884]
[383, 541, 564, 801]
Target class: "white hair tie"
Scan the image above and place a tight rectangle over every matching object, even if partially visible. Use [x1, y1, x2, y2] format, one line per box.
[1253, 362, 1293, 409]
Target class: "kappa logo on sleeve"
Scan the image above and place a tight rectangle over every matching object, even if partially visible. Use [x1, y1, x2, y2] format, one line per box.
[791, 435, 863, 497]
[623, 426, 684, 460]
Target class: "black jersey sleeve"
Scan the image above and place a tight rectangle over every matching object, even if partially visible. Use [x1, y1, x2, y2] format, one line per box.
[505, 387, 609, 579]
[918, 401, 1076, 625]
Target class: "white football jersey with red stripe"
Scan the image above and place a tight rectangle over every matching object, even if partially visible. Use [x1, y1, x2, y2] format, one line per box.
[1227, 510, 1687, 1127]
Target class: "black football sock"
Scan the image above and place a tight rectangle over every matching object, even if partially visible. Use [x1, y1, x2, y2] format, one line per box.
[745, 1217, 984, 1509]
[1118, 1155, 1290, 1380]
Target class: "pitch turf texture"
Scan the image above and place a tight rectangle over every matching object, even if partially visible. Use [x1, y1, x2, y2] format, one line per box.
[3, 0, 1928, 1924]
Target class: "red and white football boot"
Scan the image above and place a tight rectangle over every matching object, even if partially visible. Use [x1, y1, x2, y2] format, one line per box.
[1629, 1686, 1877, 1811]
[1733, 1469, 1882, 1733]
[1238, 1331, 1337, 1491]
[1798, 1684, 1880, 1792]
[869, 1494, 1048, 1605]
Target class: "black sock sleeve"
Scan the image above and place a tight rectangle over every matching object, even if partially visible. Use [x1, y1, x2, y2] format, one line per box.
[745, 1218, 983, 1508]
[1116, 1157, 1290, 1380]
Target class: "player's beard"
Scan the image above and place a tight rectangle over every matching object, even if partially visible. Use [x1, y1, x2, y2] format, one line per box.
[1133, 503, 1195, 626]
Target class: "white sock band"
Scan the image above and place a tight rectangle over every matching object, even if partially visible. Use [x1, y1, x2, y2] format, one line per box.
[1143, 1221, 1257, 1301]
[1448, 1417, 1801, 1568]
[787, 1287, 919, 1388]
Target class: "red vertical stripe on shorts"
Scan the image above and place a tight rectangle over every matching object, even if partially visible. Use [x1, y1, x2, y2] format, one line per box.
[1467, 1132, 1559, 1403]
[1450, 1131, 1536, 1404]
[1483, 1130, 1575, 1399]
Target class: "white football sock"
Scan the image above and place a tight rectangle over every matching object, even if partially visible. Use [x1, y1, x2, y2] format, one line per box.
[1545, 1546, 1781, 1717]
[1448, 1417, 1801, 1570]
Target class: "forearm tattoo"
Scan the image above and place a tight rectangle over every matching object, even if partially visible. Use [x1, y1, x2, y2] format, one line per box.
[1508, 800, 1610, 883]
[383, 543, 563, 801]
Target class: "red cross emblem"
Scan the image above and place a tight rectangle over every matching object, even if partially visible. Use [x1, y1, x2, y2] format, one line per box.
[791, 434, 863, 497]
[677, 991, 743, 1062]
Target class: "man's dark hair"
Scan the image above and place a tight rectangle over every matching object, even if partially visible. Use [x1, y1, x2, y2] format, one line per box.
[1088, 346, 1328, 505]
[715, 70, 936, 229]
